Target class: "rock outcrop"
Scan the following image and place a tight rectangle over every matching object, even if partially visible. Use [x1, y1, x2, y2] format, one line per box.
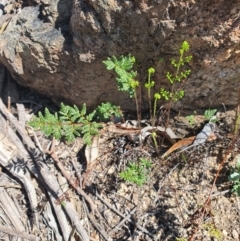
[0, 0, 240, 111]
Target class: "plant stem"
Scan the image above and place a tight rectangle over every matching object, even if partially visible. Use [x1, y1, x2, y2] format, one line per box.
[176, 52, 183, 77]
[134, 89, 141, 127]
[166, 49, 184, 126]
[153, 97, 158, 125]
[151, 131, 159, 154]
[147, 71, 153, 123]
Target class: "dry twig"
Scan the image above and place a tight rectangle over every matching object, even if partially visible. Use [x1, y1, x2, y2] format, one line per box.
[0, 99, 89, 241]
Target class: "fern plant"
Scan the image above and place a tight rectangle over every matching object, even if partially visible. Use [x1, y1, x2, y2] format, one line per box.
[103, 54, 141, 125]
[204, 109, 217, 123]
[95, 102, 122, 122]
[154, 41, 192, 124]
[103, 54, 137, 98]
[228, 157, 240, 196]
[119, 158, 152, 186]
[103, 41, 192, 128]
[29, 103, 104, 145]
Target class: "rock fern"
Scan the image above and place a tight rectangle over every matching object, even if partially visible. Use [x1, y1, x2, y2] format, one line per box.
[29, 103, 105, 145]
[103, 54, 137, 98]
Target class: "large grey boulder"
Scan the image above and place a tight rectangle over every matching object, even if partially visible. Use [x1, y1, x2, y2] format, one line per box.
[0, 0, 239, 111]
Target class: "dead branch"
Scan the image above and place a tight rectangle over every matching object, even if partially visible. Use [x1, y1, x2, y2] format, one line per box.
[0, 98, 90, 241]
[0, 224, 38, 241]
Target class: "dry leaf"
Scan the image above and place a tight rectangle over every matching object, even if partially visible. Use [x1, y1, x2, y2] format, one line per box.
[161, 136, 195, 158]
[108, 123, 139, 134]
[161, 123, 217, 158]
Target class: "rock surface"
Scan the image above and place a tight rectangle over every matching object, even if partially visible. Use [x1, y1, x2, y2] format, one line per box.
[0, 0, 240, 111]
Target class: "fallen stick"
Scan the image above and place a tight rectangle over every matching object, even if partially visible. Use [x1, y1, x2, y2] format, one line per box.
[0, 224, 38, 241]
[0, 99, 89, 241]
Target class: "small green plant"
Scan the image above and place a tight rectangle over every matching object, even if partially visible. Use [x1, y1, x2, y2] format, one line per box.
[186, 110, 197, 126]
[103, 54, 141, 124]
[29, 102, 121, 145]
[103, 41, 192, 127]
[204, 109, 217, 122]
[148, 41, 192, 125]
[119, 158, 152, 186]
[145, 67, 155, 123]
[95, 102, 122, 121]
[161, 41, 192, 98]
[202, 223, 223, 241]
[102, 55, 137, 98]
[186, 115, 195, 126]
[161, 41, 192, 124]
[228, 157, 240, 196]
[186, 109, 217, 126]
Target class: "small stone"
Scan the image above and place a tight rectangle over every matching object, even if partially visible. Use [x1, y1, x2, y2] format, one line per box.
[232, 229, 239, 239]
[107, 165, 115, 174]
[222, 229, 228, 237]
[179, 176, 187, 184]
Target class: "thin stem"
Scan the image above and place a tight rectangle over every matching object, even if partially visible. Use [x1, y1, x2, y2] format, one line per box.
[151, 131, 159, 154]
[166, 50, 184, 126]
[153, 97, 158, 125]
[176, 51, 184, 77]
[134, 89, 141, 127]
[147, 71, 152, 122]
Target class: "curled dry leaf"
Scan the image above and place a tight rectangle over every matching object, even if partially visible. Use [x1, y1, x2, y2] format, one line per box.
[161, 136, 195, 158]
[108, 123, 140, 134]
[161, 123, 217, 158]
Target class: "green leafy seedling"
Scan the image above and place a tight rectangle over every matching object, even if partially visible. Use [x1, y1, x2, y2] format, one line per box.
[204, 109, 217, 122]
[29, 103, 103, 145]
[228, 157, 240, 196]
[153, 41, 192, 124]
[186, 115, 195, 126]
[95, 102, 122, 122]
[103, 54, 141, 125]
[103, 41, 192, 128]
[103, 54, 137, 98]
[119, 158, 152, 186]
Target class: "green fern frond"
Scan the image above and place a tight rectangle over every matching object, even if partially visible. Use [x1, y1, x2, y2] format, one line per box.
[103, 54, 137, 98]
[80, 103, 87, 116]
[82, 133, 92, 146]
[95, 102, 122, 121]
[59, 103, 81, 122]
[28, 103, 103, 145]
[204, 109, 217, 121]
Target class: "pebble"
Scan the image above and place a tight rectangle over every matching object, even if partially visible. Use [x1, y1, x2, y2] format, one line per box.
[232, 229, 239, 239]
[222, 229, 228, 237]
[107, 165, 115, 174]
[179, 176, 187, 184]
